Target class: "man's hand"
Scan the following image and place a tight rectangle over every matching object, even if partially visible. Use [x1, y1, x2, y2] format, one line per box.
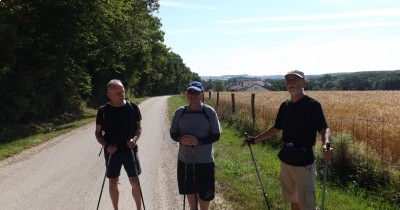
[243, 136, 256, 146]
[106, 144, 117, 154]
[323, 143, 333, 161]
[180, 134, 198, 146]
[127, 137, 138, 149]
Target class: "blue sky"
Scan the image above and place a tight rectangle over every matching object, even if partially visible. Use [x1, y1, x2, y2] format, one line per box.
[157, 0, 400, 76]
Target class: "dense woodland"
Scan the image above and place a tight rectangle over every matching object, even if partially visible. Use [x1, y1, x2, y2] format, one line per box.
[0, 0, 199, 126]
[308, 71, 400, 90]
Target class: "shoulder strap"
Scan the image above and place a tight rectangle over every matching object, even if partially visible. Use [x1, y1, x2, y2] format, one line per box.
[102, 101, 135, 124]
[125, 100, 134, 111]
[100, 104, 108, 130]
[179, 105, 210, 122]
[179, 105, 188, 120]
[201, 105, 210, 121]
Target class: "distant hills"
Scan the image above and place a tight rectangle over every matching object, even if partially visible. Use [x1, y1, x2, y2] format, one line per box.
[201, 70, 400, 91]
[201, 72, 354, 81]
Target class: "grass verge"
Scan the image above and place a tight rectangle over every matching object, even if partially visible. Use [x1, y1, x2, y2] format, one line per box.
[0, 107, 97, 160]
[0, 97, 148, 161]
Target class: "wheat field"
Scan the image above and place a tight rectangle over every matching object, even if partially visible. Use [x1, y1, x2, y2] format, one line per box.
[205, 91, 400, 164]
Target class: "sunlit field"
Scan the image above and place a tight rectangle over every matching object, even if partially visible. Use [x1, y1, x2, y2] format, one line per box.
[205, 91, 400, 165]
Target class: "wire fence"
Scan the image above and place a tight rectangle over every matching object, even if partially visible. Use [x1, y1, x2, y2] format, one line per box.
[204, 91, 400, 165]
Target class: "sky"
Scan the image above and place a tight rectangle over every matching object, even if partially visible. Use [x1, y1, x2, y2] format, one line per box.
[157, 0, 400, 76]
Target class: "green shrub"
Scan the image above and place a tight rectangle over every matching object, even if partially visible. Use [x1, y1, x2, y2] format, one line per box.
[315, 133, 399, 205]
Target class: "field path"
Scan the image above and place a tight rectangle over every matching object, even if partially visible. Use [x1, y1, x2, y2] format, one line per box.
[0, 96, 183, 210]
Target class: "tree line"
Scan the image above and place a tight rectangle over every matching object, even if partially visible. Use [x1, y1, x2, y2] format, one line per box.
[0, 0, 199, 125]
[203, 70, 400, 92]
[269, 70, 400, 91]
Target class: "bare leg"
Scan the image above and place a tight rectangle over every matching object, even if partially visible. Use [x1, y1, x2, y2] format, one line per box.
[109, 178, 119, 210]
[187, 194, 198, 210]
[129, 177, 142, 210]
[199, 198, 210, 210]
[291, 202, 301, 210]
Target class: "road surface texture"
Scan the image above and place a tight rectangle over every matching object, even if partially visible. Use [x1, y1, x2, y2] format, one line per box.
[0, 96, 231, 210]
[0, 96, 181, 210]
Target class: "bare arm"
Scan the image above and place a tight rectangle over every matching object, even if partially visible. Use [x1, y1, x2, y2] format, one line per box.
[254, 126, 280, 143]
[319, 128, 331, 147]
[95, 124, 107, 147]
[319, 128, 333, 160]
[127, 121, 142, 149]
[133, 121, 142, 142]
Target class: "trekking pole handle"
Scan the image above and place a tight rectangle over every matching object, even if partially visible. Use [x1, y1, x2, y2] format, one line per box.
[326, 143, 331, 150]
[244, 132, 256, 145]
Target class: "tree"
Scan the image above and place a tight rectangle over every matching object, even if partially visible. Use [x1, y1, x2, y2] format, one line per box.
[213, 80, 225, 91]
[0, 0, 198, 127]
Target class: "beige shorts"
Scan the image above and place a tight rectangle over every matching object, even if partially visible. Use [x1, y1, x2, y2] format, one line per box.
[279, 161, 317, 210]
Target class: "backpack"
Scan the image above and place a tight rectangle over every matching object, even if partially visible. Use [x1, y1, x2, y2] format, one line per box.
[179, 105, 210, 122]
[100, 100, 137, 131]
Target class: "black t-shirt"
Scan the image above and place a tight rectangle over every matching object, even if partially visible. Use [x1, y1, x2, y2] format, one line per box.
[96, 101, 142, 152]
[274, 95, 328, 165]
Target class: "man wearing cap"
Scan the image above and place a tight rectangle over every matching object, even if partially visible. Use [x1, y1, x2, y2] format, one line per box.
[244, 70, 333, 210]
[170, 81, 221, 210]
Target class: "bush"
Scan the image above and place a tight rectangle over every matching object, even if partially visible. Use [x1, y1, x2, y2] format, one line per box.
[315, 133, 399, 205]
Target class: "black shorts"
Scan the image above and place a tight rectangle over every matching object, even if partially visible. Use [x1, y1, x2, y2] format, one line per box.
[104, 148, 141, 178]
[177, 160, 215, 201]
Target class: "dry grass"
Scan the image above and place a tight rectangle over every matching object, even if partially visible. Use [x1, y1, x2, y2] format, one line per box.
[205, 91, 400, 164]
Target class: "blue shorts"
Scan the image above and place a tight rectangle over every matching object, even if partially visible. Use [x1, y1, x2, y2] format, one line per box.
[104, 148, 141, 178]
[177, 160, 215, 201]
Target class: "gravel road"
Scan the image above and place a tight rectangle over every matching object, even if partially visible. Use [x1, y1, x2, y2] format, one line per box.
[0, 96, 182, 210]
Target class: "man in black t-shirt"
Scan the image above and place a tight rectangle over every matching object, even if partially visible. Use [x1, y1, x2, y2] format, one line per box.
[95, 79, 143, 210]
[245, 70, 333, 210]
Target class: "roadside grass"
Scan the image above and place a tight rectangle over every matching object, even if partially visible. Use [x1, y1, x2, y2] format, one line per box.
[0, 96, 148, 161]
[0, 107, 97, 160]
[168, 95, 400, 210]
[167, 94, 186, 120]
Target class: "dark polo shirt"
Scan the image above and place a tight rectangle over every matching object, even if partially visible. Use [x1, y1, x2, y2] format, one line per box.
[274, 95, 328, 166]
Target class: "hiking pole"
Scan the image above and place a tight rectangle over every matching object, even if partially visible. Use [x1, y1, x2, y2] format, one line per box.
[96, 154, 111, 210]
[321, 143, 331, 210]
[98, 146, 103, 157]
[183, 161, 188, 210]
[245, 136, 271, 210]
[191, 146, 198, 210]
[131, 149, 146, 210]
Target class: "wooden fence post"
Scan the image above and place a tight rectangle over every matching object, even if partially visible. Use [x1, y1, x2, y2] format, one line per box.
[231, 93, 235, 114]
[381, 119, 384, 162]
[230, 93, 235, 123]
[216, 92, 220, 111]
[209, 91, 211, 100]
[251, 93, 255, 127]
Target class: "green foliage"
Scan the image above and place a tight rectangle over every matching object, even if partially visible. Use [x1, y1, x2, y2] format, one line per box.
[212, 80, 225, 91]
[0, 0, 197, 137]
[315, 134, 399, 205]
[307, 71, 400, 90]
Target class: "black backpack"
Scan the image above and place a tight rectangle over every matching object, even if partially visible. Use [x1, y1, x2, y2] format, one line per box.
[100, 100, 137, 131]
[179, 105, 210, 121]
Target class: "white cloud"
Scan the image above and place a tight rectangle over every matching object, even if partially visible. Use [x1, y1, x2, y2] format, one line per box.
[165, 21, 400, 35]
[216, 8, 400, 24]
[159, 0, 218, 10]
[189, 38, 400, 76]
[225, 21, 400, 34]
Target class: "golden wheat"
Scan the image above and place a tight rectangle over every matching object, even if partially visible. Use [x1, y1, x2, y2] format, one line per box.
[206, 91, 400, 164]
